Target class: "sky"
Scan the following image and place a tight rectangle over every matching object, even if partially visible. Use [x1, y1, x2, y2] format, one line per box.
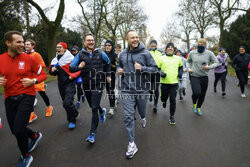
[33, 0, 179, 45]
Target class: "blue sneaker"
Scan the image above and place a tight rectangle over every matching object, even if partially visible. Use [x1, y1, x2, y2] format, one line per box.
[18, 155, 33, 167]
[100, 108, 106, 123]
[68, 122, 76, 129]
[86, 133, 95, 143]
[28, 132, 42, 152]
[75, 101, 80, 109]
[82, 94, 85, 103]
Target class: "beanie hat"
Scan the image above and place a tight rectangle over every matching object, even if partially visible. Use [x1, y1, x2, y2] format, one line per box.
[239, 46, 246, 50]
[198, 38, 206, 46]
[57, 42, 67, 50]
[166, 42, 174, 50]
[150, 40, 157, 45]
[175, 49, 182, 54]
[105, 40, 113, 47]
[71, 45, 79, 51]
[219, 47, 226, 52]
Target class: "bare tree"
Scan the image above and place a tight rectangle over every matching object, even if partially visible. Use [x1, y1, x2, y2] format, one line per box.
[209, 0, 249, 47]
[180, 0, 215, 38]
[27, 0, 65, 62]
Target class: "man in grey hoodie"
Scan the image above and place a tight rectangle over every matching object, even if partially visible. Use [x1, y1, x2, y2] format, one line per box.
[117, 30, 158, 159]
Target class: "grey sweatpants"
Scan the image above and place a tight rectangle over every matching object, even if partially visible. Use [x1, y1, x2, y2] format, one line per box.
[121, 92, 148, 143]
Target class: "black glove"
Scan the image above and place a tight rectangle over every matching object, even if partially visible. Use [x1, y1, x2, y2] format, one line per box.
[222, 63, 225, 66]
[161, 72, 166, 78]
[178, 73, 182, 79]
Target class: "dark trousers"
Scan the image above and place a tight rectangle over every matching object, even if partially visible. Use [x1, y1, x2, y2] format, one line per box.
[161, 83, 178, 116]
[58, 81, 78, 123]
[236, 70, 248, 93]
[76, 82, 83, 102]
[38, 91, 50, 106]
[214, 72, 227, 92]
[83, 84, 104, 134]
[150, 74, 160, 106]
[105, 71, 116, 108]
[190, 76, 208, 108]
[5, 94, 36, 156]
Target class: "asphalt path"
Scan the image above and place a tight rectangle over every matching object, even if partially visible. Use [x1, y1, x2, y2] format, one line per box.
[0, 72, 249, 167]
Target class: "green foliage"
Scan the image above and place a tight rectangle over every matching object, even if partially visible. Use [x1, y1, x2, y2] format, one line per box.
[0, 1, 24, 54]
[223, 8, 250, 59]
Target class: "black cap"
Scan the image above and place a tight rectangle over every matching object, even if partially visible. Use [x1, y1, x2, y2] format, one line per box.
[150, 40, 157, 45]
[239, 46, 246, 50]
[166, 43, 174, 50]
[71, 46, 79, 51]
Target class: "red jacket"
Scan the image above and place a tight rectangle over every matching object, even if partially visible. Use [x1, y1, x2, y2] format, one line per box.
[0, 52, 47, 99]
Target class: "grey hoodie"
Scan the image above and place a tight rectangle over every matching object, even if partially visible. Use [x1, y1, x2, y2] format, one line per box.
[117, 42, 159, 93]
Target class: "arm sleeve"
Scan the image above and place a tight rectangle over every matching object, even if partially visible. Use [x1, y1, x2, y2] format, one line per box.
[208, 52, 219, 69]
[69, 53, 81, 72]
[31, 57, 47, 83]
[102, 51, 111, 76]
[231, 55, 238, 70]
[141, 52, 159, 73]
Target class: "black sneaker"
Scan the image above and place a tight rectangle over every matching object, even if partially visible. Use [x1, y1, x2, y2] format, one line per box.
[28, 132, 42, 152]
[214, 87, 217, 93]
[179, 96, 183, 101]
[163, 102, 166, 108]
[153, 107, 157, 113]
[183, 89, 186, 96]
[18, 154, 33, 167]
[169, 116, 176, 125]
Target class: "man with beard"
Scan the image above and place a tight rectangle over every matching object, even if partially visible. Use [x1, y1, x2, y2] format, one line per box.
[0, 31, 47, 167]
[70, 33, 111, 144]
[104, 40, 118, 115]
[158, 43, 183, 125]
[232, 46, 250, 98]
[117, 30, 158, 159]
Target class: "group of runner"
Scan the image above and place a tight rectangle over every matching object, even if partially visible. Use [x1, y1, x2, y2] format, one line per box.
[0, 30, 249, 166]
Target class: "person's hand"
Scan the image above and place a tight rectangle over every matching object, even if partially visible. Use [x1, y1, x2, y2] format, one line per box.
[188, 68, 193, 73]
[117, 68, 124, 75]
[202, 65, 210, 70]
[134, 62, 142, 70]
[222, 63, 225, 66]
[107, 77, 111, 83]
[51, 66, 57, 72]
[160, 72, 166, 78]
[0, 76, 7, 87]
[69, 76, 74, 80]
[20, 78, 34, 87]
[79, 61, 85, 69]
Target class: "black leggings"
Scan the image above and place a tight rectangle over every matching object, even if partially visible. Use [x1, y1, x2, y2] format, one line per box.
[38, 91, 50, 106]
[105, 71, 116, 108]
[5, 94, 36, 156]
[150, 74, 160, 106]
[214, 72, 227, 92]
[76, 83, 83, 102]
[161, 83, 178, 116]
[236, 70, 248, 93]
[190, 76, 208, 108]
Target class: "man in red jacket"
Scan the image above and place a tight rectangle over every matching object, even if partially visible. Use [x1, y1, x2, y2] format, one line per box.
[0, 31, 47, 167]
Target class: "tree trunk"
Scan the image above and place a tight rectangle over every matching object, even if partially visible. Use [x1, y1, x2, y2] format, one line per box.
[47, 26, 57, 63]
[219, 20, 225, 48]
[24, 0, 30, 38]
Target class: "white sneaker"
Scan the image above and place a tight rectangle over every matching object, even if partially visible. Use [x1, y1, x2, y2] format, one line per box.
[241, 94, 246, 98]
[108, 108, 114, 115]
[126, 142, 138, 159]
[140, 118, 147, 128]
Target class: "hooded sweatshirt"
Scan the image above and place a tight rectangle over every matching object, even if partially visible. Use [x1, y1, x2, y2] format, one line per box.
[104, 40, 118, 72]
[214, 53, 228, 73]
[117, 42, 159, 93]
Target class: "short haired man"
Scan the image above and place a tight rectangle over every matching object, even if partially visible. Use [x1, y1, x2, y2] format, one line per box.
[70, 33, 111, 143]
[0, 31, 47, 167]
[117, 30, 158, 159]
[25, 39, 53, 123]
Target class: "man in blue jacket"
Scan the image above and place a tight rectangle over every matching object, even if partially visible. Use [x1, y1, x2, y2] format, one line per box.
[117, 30, 158, 159]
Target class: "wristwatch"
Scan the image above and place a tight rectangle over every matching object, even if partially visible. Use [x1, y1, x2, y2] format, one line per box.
[33, 78, 38, 84]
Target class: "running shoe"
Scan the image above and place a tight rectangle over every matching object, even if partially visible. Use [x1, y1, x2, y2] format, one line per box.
[28, 132, 42, 152]
[222, 92, 226, 97]
[29, 112, 37, 123]
[46, 106, 53, 117]
[82, 94, 85, 103]
[17, 154, 33, 167]
[108, 108, 114, 115]
[192, 104, 197, 113]
[183, 89, 186, 96]
[126, 142, 138, 159]
[196, 108, 203, 116]
[169, 116, 176, 125]
[100, 108, 106, 123]
[68, 122, 76, 129]
[163, 102, 166, 108]
[86, 133, 95, 143]
[241, 94, 246, 98]
[140, 117, 147, 128]
[214, 87, 217, 93]
[75, 101, 80, 109]
[179, 96, 183, 101]
[153, 107, 157, 113]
